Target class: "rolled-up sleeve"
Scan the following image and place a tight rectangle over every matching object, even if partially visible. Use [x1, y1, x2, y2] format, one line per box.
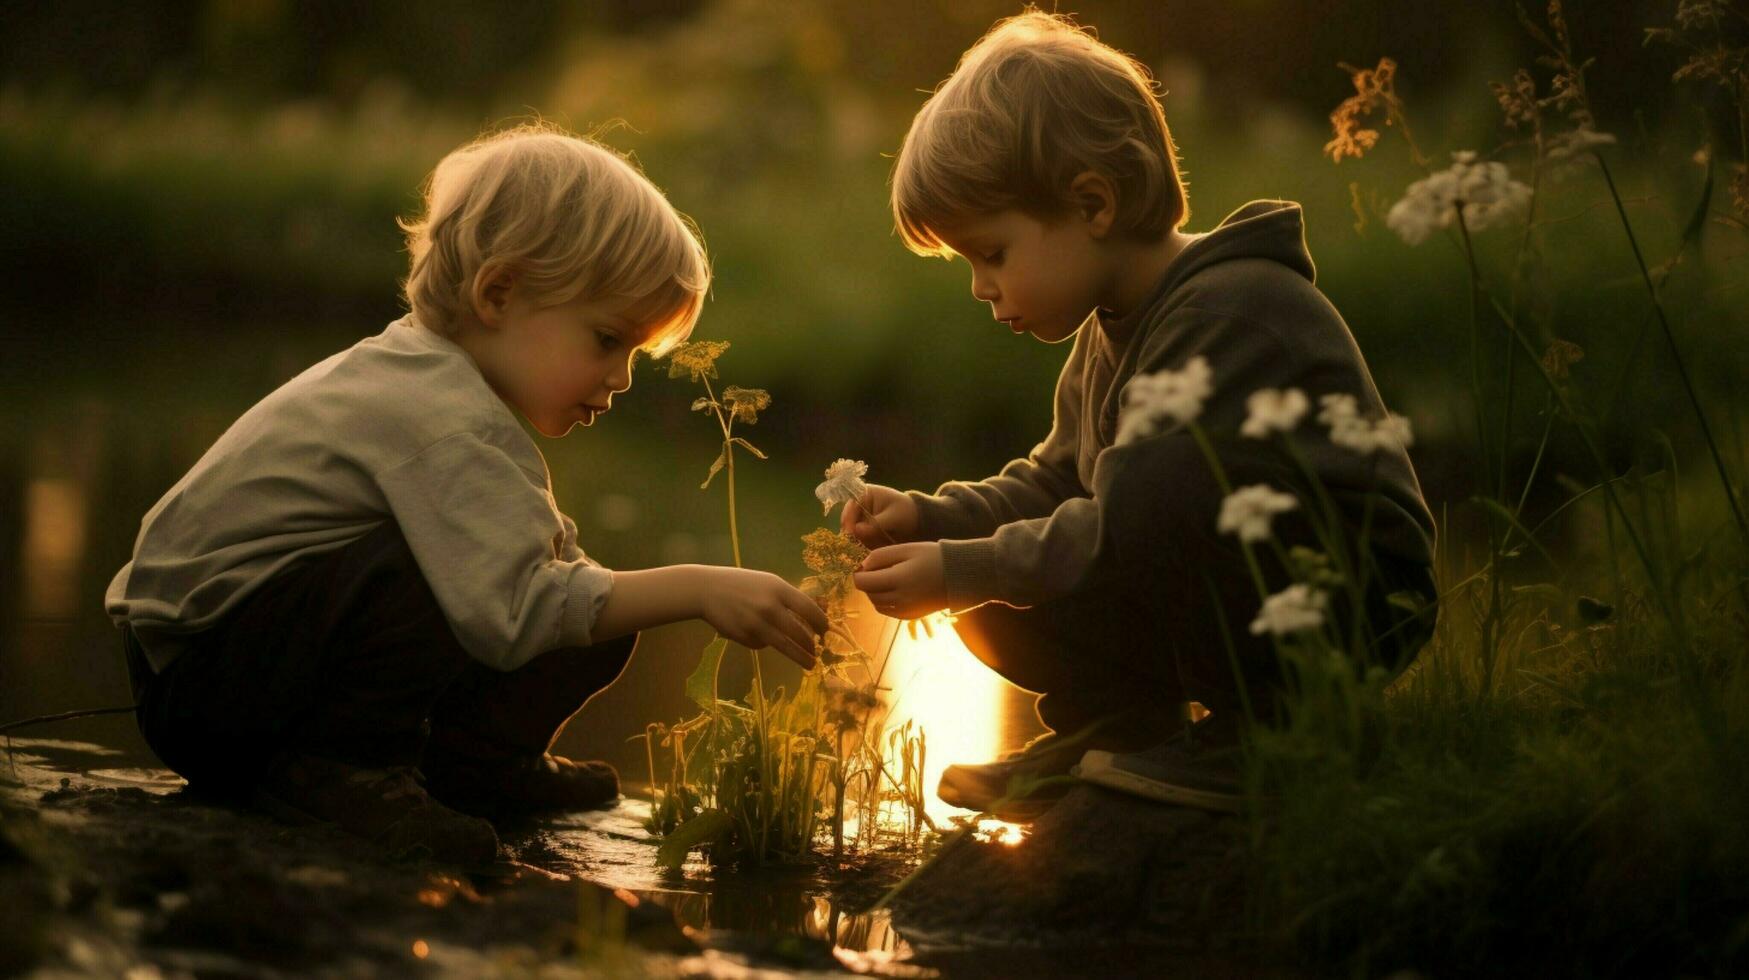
[376, 433, 613, 671]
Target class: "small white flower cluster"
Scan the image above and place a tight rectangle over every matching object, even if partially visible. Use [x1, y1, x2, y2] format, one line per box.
[1249, 583, 1328, 636]
[1545, 126, 1616, 163]
[1110, 367, 1422, 641]
[1317, 394, 1414, 454]
[1386, 151, 1532, 246]
[1218, 484, 1300, 543]
[1115, 356, 1212, 446]
[815, 458, 869, 515]
[1240, 387, 1310, 439]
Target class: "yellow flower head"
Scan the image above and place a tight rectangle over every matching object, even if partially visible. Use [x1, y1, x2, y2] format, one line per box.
[721, 386, 772, 425]
[666, 340, 730, 382]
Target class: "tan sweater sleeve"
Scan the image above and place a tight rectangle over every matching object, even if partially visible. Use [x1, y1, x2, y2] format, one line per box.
[376, 432, 614, 671]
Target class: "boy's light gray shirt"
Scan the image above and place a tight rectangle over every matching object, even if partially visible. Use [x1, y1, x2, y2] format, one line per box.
[105, 315, 613, 673]
[911, 200, 1438, 608]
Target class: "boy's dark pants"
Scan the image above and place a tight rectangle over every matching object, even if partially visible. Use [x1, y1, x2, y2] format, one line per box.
[952, 439, 1436, 744]
[122, 522, 636, 797]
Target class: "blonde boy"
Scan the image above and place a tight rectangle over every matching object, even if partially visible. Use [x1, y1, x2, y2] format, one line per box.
[846, 13, 1437, 817]
[107, 125, 828, 864]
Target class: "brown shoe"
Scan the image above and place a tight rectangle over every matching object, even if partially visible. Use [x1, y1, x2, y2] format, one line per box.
[254, 754, 500, 866]
[423, 752, 620, 821]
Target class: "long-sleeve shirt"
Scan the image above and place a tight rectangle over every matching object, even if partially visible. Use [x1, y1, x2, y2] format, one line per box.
[105, 315, 613, 673]
[911, 200, 1437, 608]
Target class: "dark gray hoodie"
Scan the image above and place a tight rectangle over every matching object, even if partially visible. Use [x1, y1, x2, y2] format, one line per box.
[912, 200, 1437, 607]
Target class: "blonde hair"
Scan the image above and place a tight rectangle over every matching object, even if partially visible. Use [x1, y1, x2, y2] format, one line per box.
[400, 122, 709, 354]
[891, 10, 1188, 257]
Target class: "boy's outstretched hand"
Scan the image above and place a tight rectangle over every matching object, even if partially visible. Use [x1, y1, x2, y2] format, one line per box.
[600, 565, 828, 670]
[841, 484, 921, 549]
[854, 542, 946, 621]
[694, 567, 830, 669]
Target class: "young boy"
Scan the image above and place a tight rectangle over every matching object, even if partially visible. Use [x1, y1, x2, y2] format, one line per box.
[106, 125, 829, 865]
[846, 13, 1437, 817]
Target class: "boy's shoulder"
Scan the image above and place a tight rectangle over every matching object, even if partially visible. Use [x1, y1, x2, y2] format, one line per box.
[1140, 200, 1343, 345]
[257, 316, 534, 471]
[1168, 201, 1317, 303]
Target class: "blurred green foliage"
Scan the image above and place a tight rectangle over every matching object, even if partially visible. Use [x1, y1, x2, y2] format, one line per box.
[2, 0, 1745, 507]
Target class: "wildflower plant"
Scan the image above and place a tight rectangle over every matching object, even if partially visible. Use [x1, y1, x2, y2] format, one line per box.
[638, 361, 933, 867]
[1384, 151, 1533, 246]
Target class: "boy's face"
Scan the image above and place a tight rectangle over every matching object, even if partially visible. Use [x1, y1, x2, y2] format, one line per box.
[934, 209, 1112, 344]
[471, 287, 656, 438]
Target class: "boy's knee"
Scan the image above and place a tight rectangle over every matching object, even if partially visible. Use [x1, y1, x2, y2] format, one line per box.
[1100, 437, 1232, 574]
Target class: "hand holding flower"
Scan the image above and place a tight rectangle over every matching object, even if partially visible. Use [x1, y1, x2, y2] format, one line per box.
[853, 541, 946, 620]
[839, 484, 920, 549]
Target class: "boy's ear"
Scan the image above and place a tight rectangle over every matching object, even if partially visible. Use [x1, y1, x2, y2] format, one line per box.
[471, 264, 517, 329]
[1068, 171, 1118, 238]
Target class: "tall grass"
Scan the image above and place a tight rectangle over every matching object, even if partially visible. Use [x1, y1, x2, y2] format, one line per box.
[1244, 4, 1749, 973]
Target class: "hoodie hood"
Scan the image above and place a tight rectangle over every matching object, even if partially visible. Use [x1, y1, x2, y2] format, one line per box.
[1108, 201, 1317, 334]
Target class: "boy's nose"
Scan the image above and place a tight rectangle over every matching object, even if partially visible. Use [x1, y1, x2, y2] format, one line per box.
[970, 272, 999, 303]
[607, 357, 633, 393]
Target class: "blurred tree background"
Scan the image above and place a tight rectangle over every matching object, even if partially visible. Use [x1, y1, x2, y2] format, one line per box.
[3, 0, 1744, 766]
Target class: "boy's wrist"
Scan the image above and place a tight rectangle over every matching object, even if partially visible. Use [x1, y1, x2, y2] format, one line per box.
[937, 538, 999, 606]
[666, 564, 708, 620]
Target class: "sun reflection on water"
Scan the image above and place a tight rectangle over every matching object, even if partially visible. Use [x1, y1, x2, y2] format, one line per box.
[876, 613, 1018, 829]
[972, 818, 1028, 847]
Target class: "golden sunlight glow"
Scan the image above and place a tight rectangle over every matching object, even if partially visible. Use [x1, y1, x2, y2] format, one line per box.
[878, 613, 1013, 827]
[23, 476, 87, 619]
[973, 818, 1028, 847]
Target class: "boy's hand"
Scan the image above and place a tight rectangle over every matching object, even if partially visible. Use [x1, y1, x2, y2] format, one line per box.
[853, 542, 947, 620]
[841, 484, 921, 548]
[694, 567, 829, 669]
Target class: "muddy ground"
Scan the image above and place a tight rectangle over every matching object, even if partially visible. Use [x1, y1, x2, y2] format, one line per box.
[1, 737, 1287, 978]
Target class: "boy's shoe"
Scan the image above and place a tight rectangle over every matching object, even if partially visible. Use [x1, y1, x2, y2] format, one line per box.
[1073, 713, 1247, 814]
[423, 752, 620, 822]
[254, 754, 501, 866]
[937, 732, 1095, 822]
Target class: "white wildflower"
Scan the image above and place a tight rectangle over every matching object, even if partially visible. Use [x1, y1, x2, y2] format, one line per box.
[1546, 126, 1616, 163]
[1218, 485, 1301, 543]
[1249, 584, 1329, 637]
[1115, 356, 1213, 445]
[1317, 394, 1413, 454]
[1330, 412, 1414, 454]
[814, 458, 869, 515]
[1386, 150, 1532, 245]
[1316, 393, 1360, 428]
[1371, 413, 1414, 450]
[1240, 387, 1310, 439]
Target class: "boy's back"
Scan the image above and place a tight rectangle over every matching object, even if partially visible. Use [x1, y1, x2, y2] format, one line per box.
[108, 314, 602, 674]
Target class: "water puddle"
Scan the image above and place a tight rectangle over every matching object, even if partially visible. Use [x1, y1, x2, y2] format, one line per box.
[516, 798, 932, 974]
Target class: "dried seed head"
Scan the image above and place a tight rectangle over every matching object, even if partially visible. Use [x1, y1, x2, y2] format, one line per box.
[1325, 58, 1399, 163]
[666, 339, 730, 381]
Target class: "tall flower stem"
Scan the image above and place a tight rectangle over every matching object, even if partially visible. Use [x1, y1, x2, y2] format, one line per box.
[1454, 208, 1511, 696]
[697, 373, 775, 861]
[698, 376, 743, 569]
[1595, 155, 1749, 556]
[1463, 234, 1721, 747]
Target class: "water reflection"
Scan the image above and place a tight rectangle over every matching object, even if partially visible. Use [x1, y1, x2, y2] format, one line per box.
[877, 614, 1037, 827]
[22, 476, 87, 619]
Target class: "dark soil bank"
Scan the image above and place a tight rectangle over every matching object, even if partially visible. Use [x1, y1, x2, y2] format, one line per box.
[886, 785, 1307, 978]
[3, 738, 1296, 977]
